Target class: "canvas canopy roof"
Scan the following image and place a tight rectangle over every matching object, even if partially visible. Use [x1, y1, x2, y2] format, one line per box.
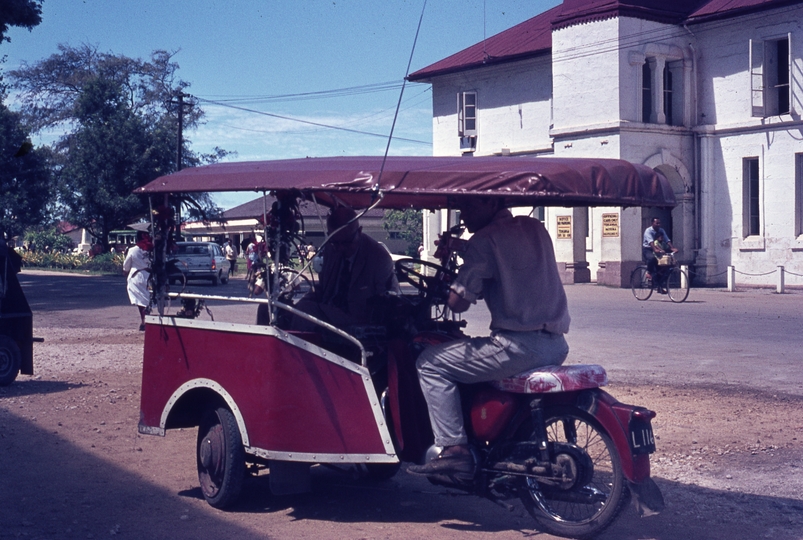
[136, 156, 676, 210]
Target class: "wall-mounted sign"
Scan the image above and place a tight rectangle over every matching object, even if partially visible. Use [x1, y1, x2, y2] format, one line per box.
[602, 213, 619, 237]
[556, 215, 572, 239]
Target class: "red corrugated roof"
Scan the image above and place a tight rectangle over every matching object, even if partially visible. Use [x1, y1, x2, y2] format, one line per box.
[551, 0, 706, 29]
[408, 0, 801, 81]
[687, 0, 801, 21]
[407, 6, 559, 82]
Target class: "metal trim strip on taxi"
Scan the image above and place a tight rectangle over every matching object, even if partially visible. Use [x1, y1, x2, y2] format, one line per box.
[161, 292, 367, 366]
[141, 313, 397, 458]
[245, 446, 398, 464]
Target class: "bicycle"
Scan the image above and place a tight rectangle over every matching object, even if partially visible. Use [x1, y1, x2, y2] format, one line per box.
[630, 253, 689, 303]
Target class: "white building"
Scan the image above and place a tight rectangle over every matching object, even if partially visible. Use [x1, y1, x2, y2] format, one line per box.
[409, 0, 803, 287]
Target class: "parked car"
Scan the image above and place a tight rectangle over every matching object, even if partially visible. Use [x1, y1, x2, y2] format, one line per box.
[168, 242, 228, 285]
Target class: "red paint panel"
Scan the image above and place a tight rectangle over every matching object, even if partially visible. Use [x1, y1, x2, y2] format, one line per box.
[140, 323, 386, 455]
[592, 391, 651, 482]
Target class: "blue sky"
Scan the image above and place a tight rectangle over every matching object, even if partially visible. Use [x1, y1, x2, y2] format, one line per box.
[3, 0, 560, 208]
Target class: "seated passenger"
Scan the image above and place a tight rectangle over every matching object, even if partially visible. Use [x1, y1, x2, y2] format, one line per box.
[263, 206, 399, 331]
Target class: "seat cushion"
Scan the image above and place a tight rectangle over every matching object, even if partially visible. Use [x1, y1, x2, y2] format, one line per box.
[490, 364, 608, 394]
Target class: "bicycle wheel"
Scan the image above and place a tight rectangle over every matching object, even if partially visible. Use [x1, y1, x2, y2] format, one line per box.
[630, 266, 653, 301]
[666, 267, 689, 303]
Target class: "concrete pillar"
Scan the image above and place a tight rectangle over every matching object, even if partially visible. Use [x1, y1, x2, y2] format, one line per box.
[77, 228, 92, 255]
[727, 266, 735, 291]
[421, 209, 439, 262]
[777, 266, 785, 294]
[682, 61, 693, 127]
[551, 208, 590, 284]
[695, 133, 719, 284]
[650, 57, 667, 124]
[596, 207, 642, 287]
[673, 192, 695, 263]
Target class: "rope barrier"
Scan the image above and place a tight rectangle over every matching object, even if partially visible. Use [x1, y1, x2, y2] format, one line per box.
[732, 268, 778, 277]
[683, 264, 802, 296]
[686, 266, 803, 279]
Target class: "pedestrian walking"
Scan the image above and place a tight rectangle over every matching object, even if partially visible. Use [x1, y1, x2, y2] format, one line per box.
[123, 231, 152, 331]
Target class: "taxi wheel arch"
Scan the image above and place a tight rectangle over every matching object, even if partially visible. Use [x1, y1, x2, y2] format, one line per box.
[196, 406, 245, 508]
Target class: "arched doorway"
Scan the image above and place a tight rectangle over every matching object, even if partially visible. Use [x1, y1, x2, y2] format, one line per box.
[643, 152, 694, 263]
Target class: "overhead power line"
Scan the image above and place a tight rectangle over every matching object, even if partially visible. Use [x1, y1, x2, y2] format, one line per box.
[198, 80, 411, 105]
[194, 96, 431, 145]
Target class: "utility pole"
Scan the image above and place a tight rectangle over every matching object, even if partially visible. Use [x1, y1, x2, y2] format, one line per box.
[176, 92, 184, 172]
[173, 92, 185, 240]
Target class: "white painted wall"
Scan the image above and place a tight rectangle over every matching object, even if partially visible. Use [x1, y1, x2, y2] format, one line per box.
[430, 56, 553, 156]
[424, 5, 803, 287]
[552, 18, 622, 131]
[691, 6, 803, 284]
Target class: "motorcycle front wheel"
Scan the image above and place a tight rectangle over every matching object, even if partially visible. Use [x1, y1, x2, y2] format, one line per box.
[519, 407, 629, 539]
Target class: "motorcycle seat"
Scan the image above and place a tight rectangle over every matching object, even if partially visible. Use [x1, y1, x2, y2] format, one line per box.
[491, 364, 608, 394]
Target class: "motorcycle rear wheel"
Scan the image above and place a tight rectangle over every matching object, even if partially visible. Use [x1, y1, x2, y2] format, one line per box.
[518, 406, 628, 539]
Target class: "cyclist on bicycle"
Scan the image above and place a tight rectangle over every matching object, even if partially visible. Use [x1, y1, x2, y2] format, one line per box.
[643, 218, 677, 280]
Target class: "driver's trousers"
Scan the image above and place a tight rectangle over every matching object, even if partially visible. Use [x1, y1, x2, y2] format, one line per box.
[643, 246, 659, 276]
[416, 329, 569, 448]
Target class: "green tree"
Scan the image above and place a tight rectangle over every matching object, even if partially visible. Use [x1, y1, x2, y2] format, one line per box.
[383, 209, 422, 257]
[10, 45, 226, 245]
[10, 44, 202, 134]
[0, 0, 49, 241]
[0, 0, 42, 44]
[56, 78, 174, 249]
[23, 226, 73, 253]
[0, 100, 52, 240]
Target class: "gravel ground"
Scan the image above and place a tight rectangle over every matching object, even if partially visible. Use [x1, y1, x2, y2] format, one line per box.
[1, 271, 802, 539]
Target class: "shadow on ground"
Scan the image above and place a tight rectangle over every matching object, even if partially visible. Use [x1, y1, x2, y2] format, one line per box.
[0, 378, 83, 398]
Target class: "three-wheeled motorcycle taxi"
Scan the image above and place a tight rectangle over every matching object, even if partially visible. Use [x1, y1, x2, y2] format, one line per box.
[135, 156, 674, 539]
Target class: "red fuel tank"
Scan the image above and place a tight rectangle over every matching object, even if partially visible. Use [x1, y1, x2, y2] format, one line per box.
[469, 387, 518, 443]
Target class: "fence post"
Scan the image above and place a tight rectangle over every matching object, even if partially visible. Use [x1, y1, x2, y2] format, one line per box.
[777, 266, 785, 294]
[727, 265, 735, 291]
[681, 264, 689, 289]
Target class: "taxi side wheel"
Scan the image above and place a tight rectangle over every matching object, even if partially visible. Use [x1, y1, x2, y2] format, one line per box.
[0, 335, 22, 387]
[197, 407, 245, 508]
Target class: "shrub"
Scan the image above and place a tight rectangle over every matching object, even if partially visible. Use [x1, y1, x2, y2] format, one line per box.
[21, 250, 125, 274]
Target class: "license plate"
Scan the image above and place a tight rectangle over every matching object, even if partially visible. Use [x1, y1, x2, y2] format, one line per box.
[629, 419, 656, 455]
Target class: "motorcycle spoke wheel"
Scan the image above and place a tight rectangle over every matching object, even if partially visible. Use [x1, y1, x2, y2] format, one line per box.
[196, 407, 245, 509]
[630, 266, 653, 301]
[519, 407, 628, 538]
[666, 267, 690, 303]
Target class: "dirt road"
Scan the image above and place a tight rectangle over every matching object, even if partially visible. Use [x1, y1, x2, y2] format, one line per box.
[1, 271, 802, 539]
